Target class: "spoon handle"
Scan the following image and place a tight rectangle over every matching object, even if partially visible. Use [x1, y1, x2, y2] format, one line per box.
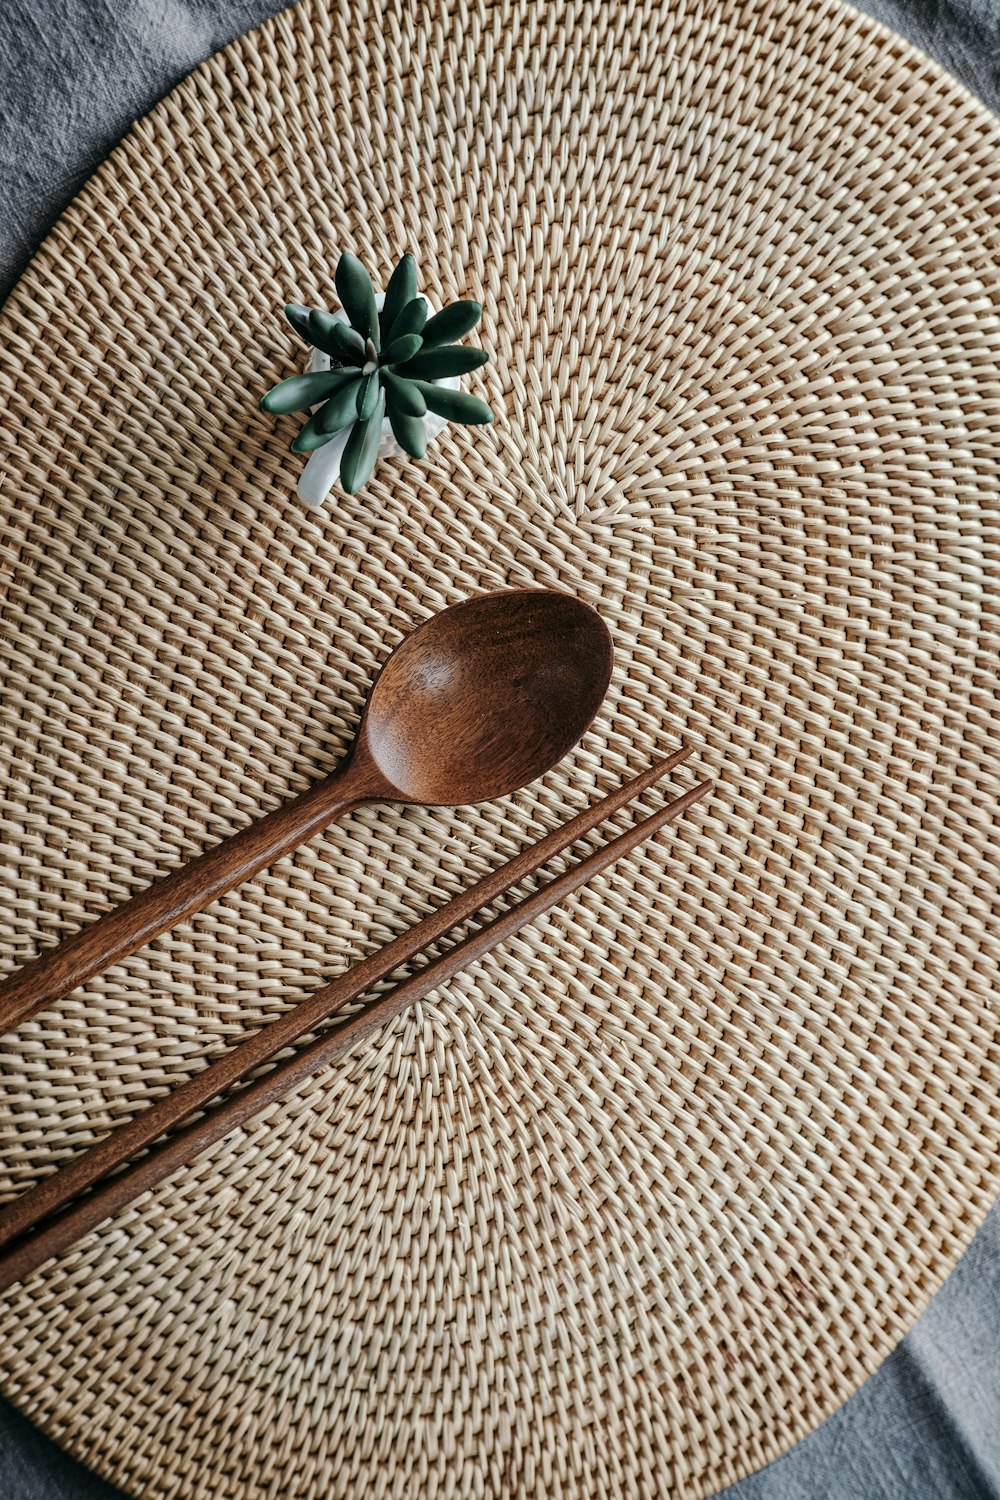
[0, 760, 373, 1036]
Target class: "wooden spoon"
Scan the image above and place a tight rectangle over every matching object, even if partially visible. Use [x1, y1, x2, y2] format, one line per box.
[0, 589, 613, 1034]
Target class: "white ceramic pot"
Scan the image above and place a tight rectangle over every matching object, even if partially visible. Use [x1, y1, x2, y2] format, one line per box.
[297, 292, 460, 509]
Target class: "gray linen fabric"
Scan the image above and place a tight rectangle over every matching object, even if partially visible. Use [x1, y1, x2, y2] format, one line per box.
[0, 0, 288, 303]
[1, 0, 999, 1495]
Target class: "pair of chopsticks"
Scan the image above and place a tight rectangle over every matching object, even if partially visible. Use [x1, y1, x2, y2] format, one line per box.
[0, 748, 709, 1294]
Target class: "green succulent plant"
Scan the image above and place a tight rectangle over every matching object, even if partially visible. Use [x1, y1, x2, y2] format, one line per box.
[261, 251, 493, 494]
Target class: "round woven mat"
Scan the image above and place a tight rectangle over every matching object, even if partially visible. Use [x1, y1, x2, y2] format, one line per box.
[1, 0, 999, 1495]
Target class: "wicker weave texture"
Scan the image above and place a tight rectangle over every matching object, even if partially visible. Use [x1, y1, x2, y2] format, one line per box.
[1, 0, 999, 1495]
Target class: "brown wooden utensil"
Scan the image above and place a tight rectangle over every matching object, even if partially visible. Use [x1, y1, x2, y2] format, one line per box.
[0, 744, 694, 1255]
[0, 768, 711, 1294]
[0, 588, 613, 1036]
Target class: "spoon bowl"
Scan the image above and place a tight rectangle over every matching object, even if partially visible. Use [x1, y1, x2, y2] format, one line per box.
[361, 589, 613, 804]
[0, 588, 613, 1035]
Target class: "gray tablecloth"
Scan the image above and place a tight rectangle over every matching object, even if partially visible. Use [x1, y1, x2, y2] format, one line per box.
[1, 1, 999, 1495]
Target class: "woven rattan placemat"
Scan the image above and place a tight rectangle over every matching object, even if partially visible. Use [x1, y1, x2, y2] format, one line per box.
[1, 0, 999, 1495]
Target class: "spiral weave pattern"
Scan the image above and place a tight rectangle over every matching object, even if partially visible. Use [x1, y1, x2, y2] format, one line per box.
[1, 0, 999, 1495]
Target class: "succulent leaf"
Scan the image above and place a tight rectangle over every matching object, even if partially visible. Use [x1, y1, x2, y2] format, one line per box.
[335, 252, 380, 348]
[284, 303, 317, 340]
[397, 346, 490, 380]
[317, 378, 364, 434]
[380, 332, 424, 367]
[260, 369, 353, 415]
[419, 300, 482, 349]
[382, 370, 427, 418]
[308, 310, 366, 364]
[387, 404, 428, 460]
[379, 253, 417, 344]
[356, 371, 382, 421]
[291, 411, 338, 453]
[391, 296, 428, 341]
[411, 381, 493, 425]
[340, 388, 387, 493]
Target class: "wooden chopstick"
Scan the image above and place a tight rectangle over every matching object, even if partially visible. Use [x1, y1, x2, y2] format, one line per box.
[0, 767, 710, 1294]
[0, 746, 693, 1256]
